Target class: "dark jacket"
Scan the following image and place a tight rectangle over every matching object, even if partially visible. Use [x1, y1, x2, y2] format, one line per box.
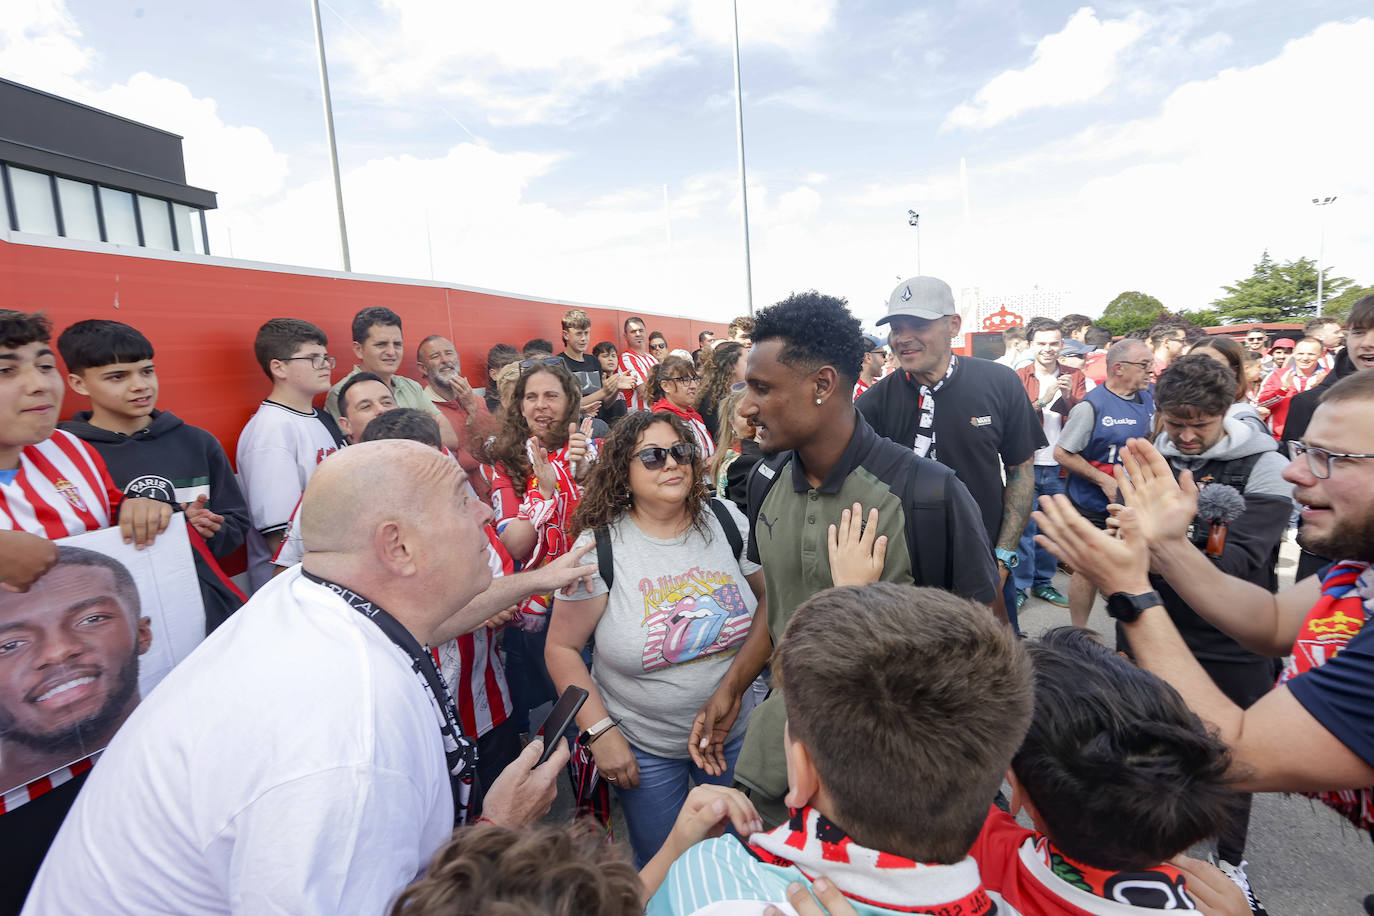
[60, 410, 250, 558]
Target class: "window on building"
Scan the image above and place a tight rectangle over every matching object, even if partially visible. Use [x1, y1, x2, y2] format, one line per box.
[171, 203, 206, 254]
[0, 169, 9, 230]
[99, 186, 140, 245]
[56, 177, 102, 242]
[137, 194, 173, 250]
[8, 166, 59, 236]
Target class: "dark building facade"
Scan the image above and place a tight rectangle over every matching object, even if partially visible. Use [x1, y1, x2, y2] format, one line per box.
[0, 77, 216, 254]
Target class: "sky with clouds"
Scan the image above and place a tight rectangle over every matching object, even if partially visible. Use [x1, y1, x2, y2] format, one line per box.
[3, 0, 1370, 327]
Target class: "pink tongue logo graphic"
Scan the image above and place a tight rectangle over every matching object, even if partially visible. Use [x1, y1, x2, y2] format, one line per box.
[662, 595, 729, 664]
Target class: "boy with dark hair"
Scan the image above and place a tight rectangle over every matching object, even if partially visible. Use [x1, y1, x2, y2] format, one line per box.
[521, 338, 555, 359]
[57, 319, 250, 558]
[485, 343, 521, 414]
[237, 318, 346, 591]
[973, 627, 1245, 915]
[1060, 313, 1092, 342]
[655, 583, 1030, 914]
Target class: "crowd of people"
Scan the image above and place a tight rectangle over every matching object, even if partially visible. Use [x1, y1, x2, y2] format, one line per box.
[1, 277, 1372, 915]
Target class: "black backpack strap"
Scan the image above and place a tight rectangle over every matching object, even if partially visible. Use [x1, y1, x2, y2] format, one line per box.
[709, 497, 744, 561]
[594, 526, 614, 590]
[909, 461, 949, 589]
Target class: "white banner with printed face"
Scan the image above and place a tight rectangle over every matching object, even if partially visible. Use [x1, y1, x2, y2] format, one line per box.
[0, 515, 204, 796]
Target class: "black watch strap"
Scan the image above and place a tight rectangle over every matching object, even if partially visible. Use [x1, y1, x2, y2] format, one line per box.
[1105, 590, 1163, 623]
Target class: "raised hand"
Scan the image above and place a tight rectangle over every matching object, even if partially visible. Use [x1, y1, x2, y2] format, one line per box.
[827, 503, 887, 586]
[528, 436, 556, 498]
[182, 494, 225, 539]
[1033, 493, 1151, 597]
[1116, 438, 1199, 548]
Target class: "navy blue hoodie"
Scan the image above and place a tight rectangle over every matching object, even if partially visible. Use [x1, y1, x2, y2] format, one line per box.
[60, 410, 250, 558]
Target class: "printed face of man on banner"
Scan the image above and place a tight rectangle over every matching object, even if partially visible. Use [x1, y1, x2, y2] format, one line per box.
[0, 517, 203, 796]
[0, 546, 153, 792]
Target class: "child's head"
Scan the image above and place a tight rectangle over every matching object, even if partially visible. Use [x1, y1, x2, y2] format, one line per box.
[57, 320, 158, 425]
[1012, 627, 1236, 870]
[253, 318, 334, 394]
[390, 820, 641, 916]
[0, 310, 63, 459]
[777, 583, 1033, 863]
[592, 341, 618, 374]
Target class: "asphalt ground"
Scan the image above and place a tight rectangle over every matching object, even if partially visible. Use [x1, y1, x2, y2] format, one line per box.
[545, 532, 1374, 914]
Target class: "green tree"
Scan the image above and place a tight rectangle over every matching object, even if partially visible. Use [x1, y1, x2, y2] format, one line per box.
[1099, 291, 1165, 336]
[1321, 285, 1374, 324]
[1175, 307, 1224, 328]
[1211, 251, 1354, 323]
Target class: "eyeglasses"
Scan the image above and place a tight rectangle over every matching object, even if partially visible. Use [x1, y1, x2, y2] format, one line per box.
[519, 356, 563, 372]
[280, 354, 337, 369]
[635, 442, 697, 470]
[1290, 441, 1374, 480]
[1118, 360, 1152, 370]
[664, 375, 700, 385]
[650, 342, 668, 350]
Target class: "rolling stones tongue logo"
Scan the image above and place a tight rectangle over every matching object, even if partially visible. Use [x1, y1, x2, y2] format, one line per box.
[641, 582, 750, 672]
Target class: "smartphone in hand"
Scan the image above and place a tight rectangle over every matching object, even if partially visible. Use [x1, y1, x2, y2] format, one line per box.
[535, 686, 588, 765]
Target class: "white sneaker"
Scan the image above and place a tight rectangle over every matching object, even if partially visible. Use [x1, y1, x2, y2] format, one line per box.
[1209, 855, 1269, 916]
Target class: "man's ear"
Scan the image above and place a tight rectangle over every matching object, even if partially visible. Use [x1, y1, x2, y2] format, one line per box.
[783, 726, 822, 810]
[373, 520, 416, 577]
[269, 359, 289, 384]
[136, 616, 153, 655]
[353, 339, 365, 362]
[67, 373, 89, 396]
[813, 365, 839, 405]
[947, 313, 963, 339]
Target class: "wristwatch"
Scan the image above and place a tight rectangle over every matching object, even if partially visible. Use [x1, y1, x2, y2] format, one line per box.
[578, 716, 619, 747]
[994, 548, 1020, 570]
[1105, 590, 1163, 623]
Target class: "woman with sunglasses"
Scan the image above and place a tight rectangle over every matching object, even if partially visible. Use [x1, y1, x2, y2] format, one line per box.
[647, 353, 714, 461]
[546, 411, 765, 867]
[480, 361, 595, 630]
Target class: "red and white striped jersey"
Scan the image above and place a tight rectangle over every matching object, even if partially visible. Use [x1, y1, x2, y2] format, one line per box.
[0, 431, 121, 536]
[853, 377, 873, 401]
[430, 528, 515, 738]
[618, 349, 658, 412]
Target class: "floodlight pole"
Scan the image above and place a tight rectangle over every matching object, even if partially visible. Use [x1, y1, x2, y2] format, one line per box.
[311, 0, 351, 271]
[731, 0, 754, 317]
[1312, 196, 1336, 316]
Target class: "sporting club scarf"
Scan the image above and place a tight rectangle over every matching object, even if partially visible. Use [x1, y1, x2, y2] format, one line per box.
[747, 806, 997, 914]
[1276, 560, 1374, 834]
[907, 355, 957, 460]
[1030, 835, 1194, 910]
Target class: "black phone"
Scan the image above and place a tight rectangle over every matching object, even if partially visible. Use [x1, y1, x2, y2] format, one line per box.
[535, 686, 589, 765]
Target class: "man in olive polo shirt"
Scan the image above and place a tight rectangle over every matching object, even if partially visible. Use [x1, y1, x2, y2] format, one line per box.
[688, 291, 997, 826]
[325, 307, 460, 451]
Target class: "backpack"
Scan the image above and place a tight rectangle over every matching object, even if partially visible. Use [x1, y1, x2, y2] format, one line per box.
[593, 497, 743, 589]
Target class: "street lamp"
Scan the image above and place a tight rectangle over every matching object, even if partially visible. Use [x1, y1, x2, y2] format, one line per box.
[907, 210, 921, 276]
[1313, 196, 1337, 316]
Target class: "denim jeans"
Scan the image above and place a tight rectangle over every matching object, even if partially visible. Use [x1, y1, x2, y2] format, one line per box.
[614, 732, 745, 867]
[1015, 465, 1066, 593]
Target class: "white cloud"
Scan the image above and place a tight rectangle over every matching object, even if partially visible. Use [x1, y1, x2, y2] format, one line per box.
[944, 6, 1149, 131]
[329, 0, 835, 127]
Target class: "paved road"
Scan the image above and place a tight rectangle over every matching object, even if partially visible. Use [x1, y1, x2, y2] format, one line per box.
[1016, 533, 1373, 915]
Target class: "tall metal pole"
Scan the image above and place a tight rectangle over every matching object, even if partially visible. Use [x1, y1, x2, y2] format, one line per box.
[311, 0, 351, 271]
[1312, 196, 1336, 316]
[731, 0, 754, 317]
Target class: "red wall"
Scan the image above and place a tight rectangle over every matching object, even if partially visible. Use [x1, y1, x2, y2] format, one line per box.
[1, 238, 727, 457]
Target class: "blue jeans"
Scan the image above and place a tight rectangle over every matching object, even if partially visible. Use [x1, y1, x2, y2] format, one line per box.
[615, 732, 745, 868]
[1015, 465, 1066, 593]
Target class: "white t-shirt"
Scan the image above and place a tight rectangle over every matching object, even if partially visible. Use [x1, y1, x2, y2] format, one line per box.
[1032, 367, 1064, 466]
[235, 401, 342, 591]
[23, 569, 453, 916]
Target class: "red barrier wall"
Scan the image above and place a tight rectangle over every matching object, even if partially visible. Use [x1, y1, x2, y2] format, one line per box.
[1, 236, 729, 456]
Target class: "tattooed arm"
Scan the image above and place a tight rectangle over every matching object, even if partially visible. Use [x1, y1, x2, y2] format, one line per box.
[998, 457, 1036, 555]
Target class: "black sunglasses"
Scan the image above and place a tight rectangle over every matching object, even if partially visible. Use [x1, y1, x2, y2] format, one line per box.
[635, 442, 697, 470]
[519, 356, 563, 372]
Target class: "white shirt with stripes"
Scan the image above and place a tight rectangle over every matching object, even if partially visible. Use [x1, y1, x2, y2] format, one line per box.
[618, 349, 659, 412]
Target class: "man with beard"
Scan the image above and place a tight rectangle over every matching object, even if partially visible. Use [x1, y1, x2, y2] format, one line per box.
[0, 547, 151, 793]
[1031, 369, 1374, 848]
[416, 336, 498, 497]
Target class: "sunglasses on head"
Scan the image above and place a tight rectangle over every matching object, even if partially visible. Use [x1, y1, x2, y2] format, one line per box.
[519, 356, 563, 372]
[635, 442, 696, 470]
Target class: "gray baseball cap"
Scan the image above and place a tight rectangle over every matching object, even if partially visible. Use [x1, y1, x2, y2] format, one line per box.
[878, 276, 957, 324]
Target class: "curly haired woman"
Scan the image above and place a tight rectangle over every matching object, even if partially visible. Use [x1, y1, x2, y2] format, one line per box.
[696, 340, 747, 437]
[545, 410, 765, 867]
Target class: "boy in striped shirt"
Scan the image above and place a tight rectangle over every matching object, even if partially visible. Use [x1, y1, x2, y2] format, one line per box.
[0, 309, 179, 911]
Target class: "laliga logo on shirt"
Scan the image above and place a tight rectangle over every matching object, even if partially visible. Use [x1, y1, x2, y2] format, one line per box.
[1101, 416, 1138, 428]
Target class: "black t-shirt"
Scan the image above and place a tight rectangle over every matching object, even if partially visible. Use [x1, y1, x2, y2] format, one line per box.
[559, 353, 603, 398]
[858, 357, 1045, 544]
